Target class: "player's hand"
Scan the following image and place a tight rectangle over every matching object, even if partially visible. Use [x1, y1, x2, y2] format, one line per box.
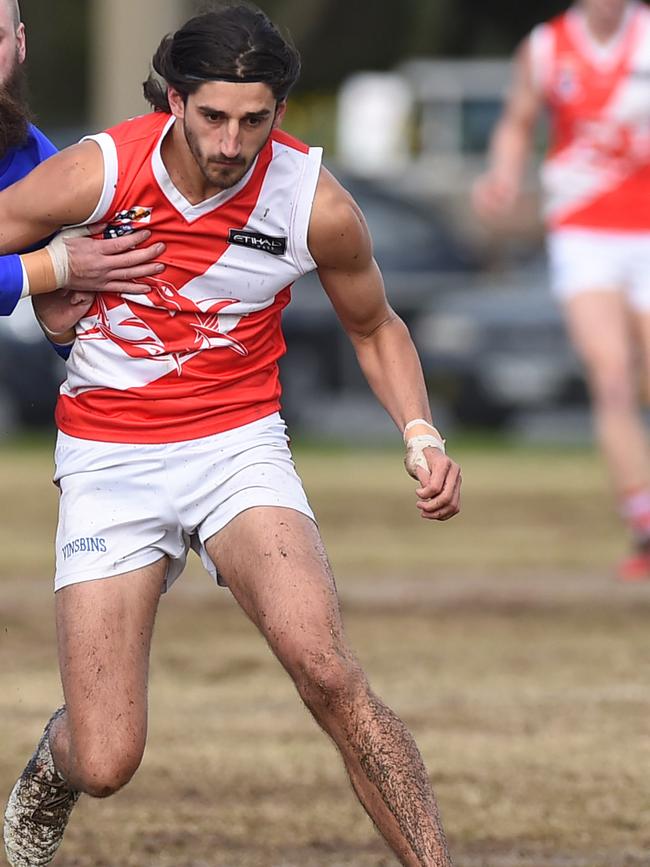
[32, 288, 94, 337]
[404, 436, 461, 521]
[472, 172, 518, 221]
[60, 225, 166, 294]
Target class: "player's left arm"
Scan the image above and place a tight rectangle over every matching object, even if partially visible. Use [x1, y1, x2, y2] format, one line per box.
[309, 168, 461, 520]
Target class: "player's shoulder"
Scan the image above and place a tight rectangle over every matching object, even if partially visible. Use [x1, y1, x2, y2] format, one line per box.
[308, 168, 371, 269]
[637, 1, 650, 25]
[538, 9, 569, 32]
[271, 128, 311, 155]
[0, 124, 58, 185]
[102, 111, 171, 146]
[27, 124, 58, 160]
[525, 9, 566, 53]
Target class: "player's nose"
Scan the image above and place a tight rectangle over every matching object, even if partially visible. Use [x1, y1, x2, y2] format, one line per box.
[221, 121, 242, 158]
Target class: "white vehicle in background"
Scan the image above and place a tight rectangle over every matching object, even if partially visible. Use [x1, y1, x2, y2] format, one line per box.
[337, 58, 543, 252]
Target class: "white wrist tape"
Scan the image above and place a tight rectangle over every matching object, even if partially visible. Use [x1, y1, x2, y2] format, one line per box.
[404, 434, 447, 479]
[45, 226, 91, 289]
[19, 259, 29, 299]
[403, 418, 436, 436]
[403, 419, 444, 445]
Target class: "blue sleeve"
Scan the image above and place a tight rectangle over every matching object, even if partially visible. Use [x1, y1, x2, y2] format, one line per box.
[1, 128, 69, 354]
[29, 124, 58, 162]
[49, 340, 72, 360]
[0, 253, 25, 316]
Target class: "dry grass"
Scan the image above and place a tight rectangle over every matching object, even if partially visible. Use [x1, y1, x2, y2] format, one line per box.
[0, 437, 649, 866]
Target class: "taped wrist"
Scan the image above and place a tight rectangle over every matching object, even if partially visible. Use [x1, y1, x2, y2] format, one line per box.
[403, 418, 445, 447]
[45, 226, 91, 289]
[404, 433, 446, 480]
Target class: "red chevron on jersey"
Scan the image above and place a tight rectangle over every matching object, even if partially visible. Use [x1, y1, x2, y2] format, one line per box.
[56, 113, 323, 443]
[529, 1, 650, 229]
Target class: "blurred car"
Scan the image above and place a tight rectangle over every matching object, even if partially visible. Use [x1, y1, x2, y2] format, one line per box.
[411, 259, 587, 427]
[280, 170, 480, 429]
[0, 301, 65, 436]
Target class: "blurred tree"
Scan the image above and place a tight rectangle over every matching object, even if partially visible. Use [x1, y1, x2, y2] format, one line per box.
[20, 0, 88, 132]
[16, 0, 650, 139]
[262, 0, 331, 46]
[202, 0, 641, 88]
[438, 0, 568, 54]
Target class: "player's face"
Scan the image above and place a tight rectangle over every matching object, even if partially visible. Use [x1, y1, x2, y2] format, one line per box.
[170, 81, 286, 191]
[0, 1, 24, 87]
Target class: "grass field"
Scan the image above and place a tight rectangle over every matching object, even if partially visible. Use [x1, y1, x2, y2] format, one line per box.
[0, 435, 649, 867]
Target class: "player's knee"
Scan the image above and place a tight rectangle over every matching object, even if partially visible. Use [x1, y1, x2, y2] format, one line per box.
[73, 744, 144, 798]
[294, 650, 368, 718]
[589, 370, 635, 409]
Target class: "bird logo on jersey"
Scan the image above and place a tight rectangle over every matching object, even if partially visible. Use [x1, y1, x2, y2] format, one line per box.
[104, 206, 153, 239]
[555, 60, 581, 101]
[78, 288, 248, 375]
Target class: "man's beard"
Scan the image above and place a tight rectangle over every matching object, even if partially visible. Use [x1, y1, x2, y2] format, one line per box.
[0, 59, 32, 160]
[183, 118, 261, 191]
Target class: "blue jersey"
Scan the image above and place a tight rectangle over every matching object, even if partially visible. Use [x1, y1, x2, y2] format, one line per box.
[0, 123, 57, 316]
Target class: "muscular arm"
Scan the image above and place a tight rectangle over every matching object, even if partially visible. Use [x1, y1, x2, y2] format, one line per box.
[472, 39, 543, 218]
[0, 140, 104, 294]
[308, 168, 461, 519]
[0, 140, 103, 251]
[0, 140, 166, 353]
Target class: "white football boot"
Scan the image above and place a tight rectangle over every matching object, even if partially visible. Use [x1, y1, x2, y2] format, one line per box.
[4, 708, 80, 866]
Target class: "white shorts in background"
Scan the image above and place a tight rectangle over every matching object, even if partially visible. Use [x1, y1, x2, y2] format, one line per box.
[547, 229, 650, 310]
[53, 413, 315, 593]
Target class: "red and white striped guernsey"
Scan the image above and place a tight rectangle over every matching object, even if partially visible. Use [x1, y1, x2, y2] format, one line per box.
[56, 112, 322, 443]
[529, 0, 650, 230]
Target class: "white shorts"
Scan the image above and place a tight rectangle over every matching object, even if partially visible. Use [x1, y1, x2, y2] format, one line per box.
[53, 413, 315, 593]
[547, 229, 650, 310]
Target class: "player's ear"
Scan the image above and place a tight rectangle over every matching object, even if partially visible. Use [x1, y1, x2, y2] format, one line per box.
[15, 22, 25, 64]
[273, 102, 287, 129]
[167, 87, 186, 120]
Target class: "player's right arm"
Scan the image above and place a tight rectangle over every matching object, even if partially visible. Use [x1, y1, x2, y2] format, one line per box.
[0, 140, 105, 260]
[472, 39, 543, 220]
[0, 140, 165, 306]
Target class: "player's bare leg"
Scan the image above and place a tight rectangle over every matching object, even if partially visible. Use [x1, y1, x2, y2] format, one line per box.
[4, 560, 165, 866]
[206, 508, 453, 867]
[563, 290, 649, 490]
[50, 559, 165, 792]
[562, 290, 650, 578]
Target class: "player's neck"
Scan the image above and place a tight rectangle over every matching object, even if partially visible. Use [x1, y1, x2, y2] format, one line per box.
[581, 1, 631, 43]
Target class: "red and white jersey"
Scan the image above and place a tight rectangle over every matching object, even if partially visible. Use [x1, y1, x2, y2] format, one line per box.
[529, 0, 650, 229]
[56, 113, 322, 443]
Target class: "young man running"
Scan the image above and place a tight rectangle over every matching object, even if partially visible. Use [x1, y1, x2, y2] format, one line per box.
[474, 0, 650, 581]
[2, 6, 461, 866]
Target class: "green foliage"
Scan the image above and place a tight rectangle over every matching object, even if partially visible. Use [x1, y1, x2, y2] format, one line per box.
[283, 91, 337, 154]
[20, 0, 88, 128]
[18, 1, 649, 133]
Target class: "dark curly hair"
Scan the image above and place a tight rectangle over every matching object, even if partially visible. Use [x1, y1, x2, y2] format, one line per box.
[143, 3, 301, 113]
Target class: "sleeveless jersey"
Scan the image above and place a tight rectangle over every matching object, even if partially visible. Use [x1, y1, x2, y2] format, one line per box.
[56, 113, 322, 443]
[529, 1, 650, 229]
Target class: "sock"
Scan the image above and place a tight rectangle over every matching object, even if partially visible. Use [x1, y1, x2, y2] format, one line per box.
[620, 488, 650, 542]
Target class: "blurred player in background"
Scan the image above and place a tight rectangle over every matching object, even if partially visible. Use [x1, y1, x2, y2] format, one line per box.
[474, 0, 650, 582]
[0, 0, 165, 340]
[1, 5, 460, 866]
